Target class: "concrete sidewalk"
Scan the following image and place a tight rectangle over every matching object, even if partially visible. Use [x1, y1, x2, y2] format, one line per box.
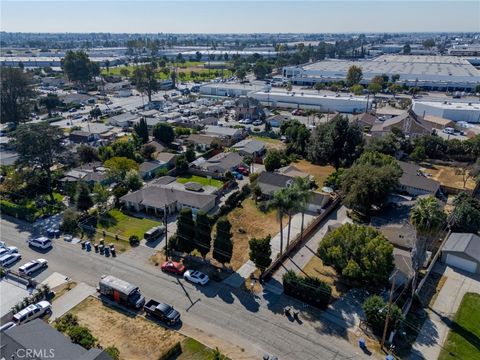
[49, 282, 96, 321]
[410, 265, 480, 359]
[223, 212, 316, 288]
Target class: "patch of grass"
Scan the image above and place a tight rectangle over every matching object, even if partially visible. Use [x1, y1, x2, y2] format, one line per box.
[293, 159, 335, 186]
[96, 209, 162, 240]
[178, 338, 230, 360]
[302, 255, 348, 299]
[176, 175, 224, 189]
[439, 293, 480, 360]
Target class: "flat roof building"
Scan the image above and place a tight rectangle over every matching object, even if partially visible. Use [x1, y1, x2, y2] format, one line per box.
[283, 55, 480, 91]
[413, 100, 480, 123]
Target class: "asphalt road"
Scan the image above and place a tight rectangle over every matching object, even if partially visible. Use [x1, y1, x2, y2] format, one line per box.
[1, 217, 370, 360]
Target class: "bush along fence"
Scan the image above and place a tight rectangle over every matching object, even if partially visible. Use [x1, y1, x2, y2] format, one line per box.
[283, 270, 332, 309]
[11, 284, 51, 314]
[261, 195, 341, 280]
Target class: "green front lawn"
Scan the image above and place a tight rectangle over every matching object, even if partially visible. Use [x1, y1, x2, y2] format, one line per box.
[438, 292, 480, 360]
[178, 338, 230, 360]
[176, 175, 224, 189]
[96, 209, 161, 240]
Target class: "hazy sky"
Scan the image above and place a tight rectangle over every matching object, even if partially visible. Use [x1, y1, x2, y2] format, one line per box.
[1, 1, 479, 33]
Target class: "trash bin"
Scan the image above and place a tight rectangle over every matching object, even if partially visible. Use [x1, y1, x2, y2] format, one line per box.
[99, 244, 104, 254]
[94, 243, 99, 252]
[359, 338, 366, 349]
[85, 242, 91, 251]
[104, 246, 110, 257]
[81, 241, 86, 249]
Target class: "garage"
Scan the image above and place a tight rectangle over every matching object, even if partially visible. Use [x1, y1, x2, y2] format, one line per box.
[445, 254, 477, 273]
[441, 233, 480, 274]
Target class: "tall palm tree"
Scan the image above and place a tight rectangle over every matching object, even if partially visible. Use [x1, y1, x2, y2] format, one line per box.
[270, 188, 290, 255]
[410, 195, 446, 293]
[292, 177, 313, 242]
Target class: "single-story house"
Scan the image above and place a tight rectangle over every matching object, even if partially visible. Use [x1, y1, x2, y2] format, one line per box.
[231, 139, 266, 157]
[196, 151, 244, 174]
[442, 233, 480, 274]
[204, 125, 245, 146]
[398, 161, 440, 196]
[108, 112, 140, 128]
[278, 165, 310, 179]
[199, 116, 219, 126]
[266, 114, 290, 128]
[155, 152, 177, 167]
[139, 160, 166, 179]
[1, 319, 111, 360]
[59, 162, 109, 186]
[104, 81, 132, 97]
[60, 93, 91, 105]
[69, 130, 97, 144]
[351, 112, 377, 129]
[120, 184, 216, 215]
[393, 248, 415, 286]
[185, 134, 220, 152]
[256, 171, 295, 197]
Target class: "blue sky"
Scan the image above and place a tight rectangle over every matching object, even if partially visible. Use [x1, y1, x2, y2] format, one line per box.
[1, 1, 479, 33]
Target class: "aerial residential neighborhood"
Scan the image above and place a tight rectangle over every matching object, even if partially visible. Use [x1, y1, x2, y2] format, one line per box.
[1, 1, 480, 360]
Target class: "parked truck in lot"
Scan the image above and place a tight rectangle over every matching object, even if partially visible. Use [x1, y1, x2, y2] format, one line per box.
[144, 299, 181, 325]
[98, 275, 145, 309]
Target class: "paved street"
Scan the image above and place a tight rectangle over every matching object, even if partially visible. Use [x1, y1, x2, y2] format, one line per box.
[1, 216, 373, 360]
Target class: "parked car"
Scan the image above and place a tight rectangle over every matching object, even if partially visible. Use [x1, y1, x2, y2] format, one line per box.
[144, 299, 180, 325]
[161, 261, 186, 275]
[237, 166, 249, 176]
[0, 246, 18, 257]
[19, 259, 48, 276]
[183, 270, 209, 285]
[144, 226, 165, 241]
[28, 237, 52, 250]
[0, 321, 16, 332]
[253, 120, 263, 126]
[0, 253, 21, 267]
[231, 171, 244, 180]
[12, 301, 52, 325]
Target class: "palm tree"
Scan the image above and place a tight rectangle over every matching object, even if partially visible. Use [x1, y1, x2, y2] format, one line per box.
[270, 188, 290, 255]
[292, 177, 313, 242]
[410, 196, 446, 294]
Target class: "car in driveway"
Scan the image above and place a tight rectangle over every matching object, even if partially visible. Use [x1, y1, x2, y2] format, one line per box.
[253, 120, 263, 126]
[161, 261, 186, 275]
[12, 301, 52, 325]
[183, 270, 209, 285]
[28, 237, 52, 250]
[0, 253, 21, 267]
[231, 171, 244, 180]
[19, 259, 48, 276]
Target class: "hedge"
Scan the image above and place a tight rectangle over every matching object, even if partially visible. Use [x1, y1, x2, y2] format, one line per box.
[159, 342, 182, 360]
[0, 199, 36, 221]
[282, 270, 332, 309]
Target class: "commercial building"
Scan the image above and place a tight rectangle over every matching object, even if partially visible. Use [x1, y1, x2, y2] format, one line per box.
[413, 100, 480, 123]
[283, 55, 480, 91]
[199, 83, 266, 97]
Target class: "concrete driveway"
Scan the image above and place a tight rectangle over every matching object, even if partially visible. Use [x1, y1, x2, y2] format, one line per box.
[410, 264, 480, 359]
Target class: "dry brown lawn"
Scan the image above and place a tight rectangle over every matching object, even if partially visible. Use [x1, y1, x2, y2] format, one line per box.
[422, 164, 477, 191]
[69, 297, 184, 360]
[293, 159, 335, 186]
[226, 198, 285, 270]
[250, 136, 286, 150]
[302, 255, 348, 299]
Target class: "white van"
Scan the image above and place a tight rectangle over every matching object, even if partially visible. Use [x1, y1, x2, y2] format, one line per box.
[443, 127, 455, 135]
[28, 237, 52, 250]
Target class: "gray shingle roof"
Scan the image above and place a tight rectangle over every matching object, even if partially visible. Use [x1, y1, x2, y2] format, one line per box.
[257, 172, 293, 196]
[398, 161, 440, 194]
[443, 233, 480, 262]
[231, 139, 265, 155]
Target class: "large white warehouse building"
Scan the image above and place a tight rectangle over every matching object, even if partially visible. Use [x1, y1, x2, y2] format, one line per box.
[413, 100, 480, 123]
[283, 55, 480, 91]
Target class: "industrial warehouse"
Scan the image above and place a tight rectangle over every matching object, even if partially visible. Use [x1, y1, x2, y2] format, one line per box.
[283, 55, 480, 91]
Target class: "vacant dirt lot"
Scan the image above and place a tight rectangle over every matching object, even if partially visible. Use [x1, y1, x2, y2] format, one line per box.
[302, 255, 348, 299]
[226, 199, 285, 270]
[293, 160, 335, 186]
[422, 164, 477, 191]
[69, 297, 184, 360]
[250, 136, 286, 150]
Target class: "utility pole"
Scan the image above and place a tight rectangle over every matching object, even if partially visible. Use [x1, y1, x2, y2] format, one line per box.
[164, 204, 168, 261]
[381, 271, 397, 350]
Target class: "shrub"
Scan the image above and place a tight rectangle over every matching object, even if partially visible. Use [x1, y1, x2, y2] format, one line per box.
[0, 199, 36, 221]
[159, 342, 182, 360]
[362, 295, 404, 335]
[67, 326, 97, 349]
[129, 235, 140, 247]
[55, 313, 79, 332]
[105, 346, 120, 360]
[282, 270, 331, 309]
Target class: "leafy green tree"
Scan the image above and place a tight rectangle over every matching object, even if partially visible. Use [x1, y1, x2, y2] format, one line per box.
[104, 157, 139, 181]
[12, 122, 65, 202]
[367, 82, 382, 95]
[99, 145, 114, 162]
[92, 183, 109, 211]
[39, 94, 61, 118]
[253, 61, 272, 80]
[422, 38, 435, 49]
[67, 326, 97, 349]
[281, 120, 309, 156]
[362, 295, 403, 335]
[307, 115, 363, 169]
[131, 65, 159, 102]
[111, 141, 136, 159]
[60, 208, 79, 234]
[185, 145, 196, 163]
[318, 223, 394, 286]
[403, 44, 411, 54]
[1, 67, 34, 125]
[195, 211, 212, 257]
[75, 182, 93, 213]
[346, 65, 363, 86]
[141, 143, 156, 160]
[341, 152, 402, 215]
[176, 208, 196, 253]
[124, 170, 142, 191]
[350, 84, 364, 95]
[77, 144, 99, 163]
[213, 217, 233, 265]
[264, 149, 283, 172]
[175, 154, 189, 174]
[314, 82, 325, 93]
[452, 192, 480, 233]
[249, 235, 272, 273]
[134, 117, 149, 144]
[62, 51, 99, 85]
[89, 107, 102, 120]
[152, 123, 175, 144]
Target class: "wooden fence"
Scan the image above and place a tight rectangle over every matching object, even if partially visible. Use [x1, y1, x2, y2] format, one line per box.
[260, 196, 341, 281]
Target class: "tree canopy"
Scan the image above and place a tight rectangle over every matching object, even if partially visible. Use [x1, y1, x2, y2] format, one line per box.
[176, 207, 196, 253]
[318, 223, 394, 286]
[104, 157, 139, 181]
[131, 65, 159, 103]
[152, 123, 175, 144]
[213, 217, 233, 264]
[362, 295, 403, 335]
[452, 192, 480, 234]
[1, 67, 34, 125]
[61, 50, 100, 84]
[195, 211, 212, 257]
[249, 235, 272, 272]
[133, 117, 149, 144]
[263, 149, 284, 172]
[346, 65, 363, 86]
